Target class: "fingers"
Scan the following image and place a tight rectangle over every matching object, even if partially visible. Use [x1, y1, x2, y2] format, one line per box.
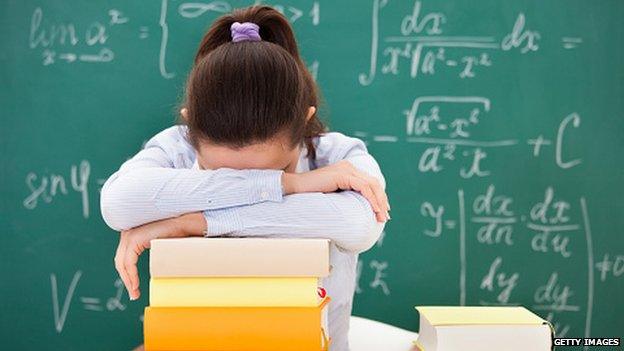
[124, 243, 141, 300]
[348, 177, 386, 222]
[115, 231, 145, 301]
[347, 167, 390, 222]
[359, 173, 390, 220]
[114, 234, 134, 301]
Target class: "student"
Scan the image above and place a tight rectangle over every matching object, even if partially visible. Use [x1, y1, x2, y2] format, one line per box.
[100, 5, 389, 351]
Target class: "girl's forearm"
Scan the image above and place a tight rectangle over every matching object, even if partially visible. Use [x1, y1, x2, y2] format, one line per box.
[100, 126, 285, 232]
[203, 191, 385, 254]
[172, 212, 208, 237]
[100, 167, 283, 231]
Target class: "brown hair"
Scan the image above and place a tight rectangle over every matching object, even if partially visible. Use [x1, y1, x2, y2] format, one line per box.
[182, 5, 326, 158]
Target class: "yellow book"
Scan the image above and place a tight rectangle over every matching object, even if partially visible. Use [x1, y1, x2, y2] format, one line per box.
[416, 306, 546, 325]
[414, 306, 553, 351]
[149, 277, 321, 307]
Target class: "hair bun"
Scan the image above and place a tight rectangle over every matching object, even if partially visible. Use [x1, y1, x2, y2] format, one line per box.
[230, 21, 261, 43]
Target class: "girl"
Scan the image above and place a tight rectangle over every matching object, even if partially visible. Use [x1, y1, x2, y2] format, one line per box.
[100, 5, 389, 351]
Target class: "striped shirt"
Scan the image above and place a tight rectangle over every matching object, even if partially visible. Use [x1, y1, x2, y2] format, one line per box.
[100, 125, 386, 351]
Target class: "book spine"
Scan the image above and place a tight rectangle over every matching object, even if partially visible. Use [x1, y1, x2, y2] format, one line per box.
[149, 238, 330, 277]
[144, 298, 330, 351]
[149, 277, 320, 307]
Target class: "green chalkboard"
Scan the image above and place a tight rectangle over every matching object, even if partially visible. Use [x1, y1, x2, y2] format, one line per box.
[1, 0, 623, 350]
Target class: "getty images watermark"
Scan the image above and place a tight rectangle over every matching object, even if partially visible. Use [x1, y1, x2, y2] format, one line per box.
[554, 338, 621, 347]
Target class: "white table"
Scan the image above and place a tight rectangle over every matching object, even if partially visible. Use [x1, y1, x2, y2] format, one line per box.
[348, 316, 419, 351]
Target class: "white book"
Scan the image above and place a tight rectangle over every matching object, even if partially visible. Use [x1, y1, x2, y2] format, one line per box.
[415, 306, 553, 351]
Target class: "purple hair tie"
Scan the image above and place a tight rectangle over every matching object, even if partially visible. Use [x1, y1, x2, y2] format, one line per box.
[230, 22, 261, 43]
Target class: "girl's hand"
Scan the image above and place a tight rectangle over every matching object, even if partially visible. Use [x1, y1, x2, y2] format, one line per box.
[282, 160, 390, 222]
[114, 213, 206, 300]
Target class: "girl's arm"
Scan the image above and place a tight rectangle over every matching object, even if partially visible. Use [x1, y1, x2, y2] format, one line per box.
[113, 134, 388, 300]
[205, 191, 384, 254]
[100, 126, 284, 231]
[101, 127, 389, 232]
[203, 137, 388, 254]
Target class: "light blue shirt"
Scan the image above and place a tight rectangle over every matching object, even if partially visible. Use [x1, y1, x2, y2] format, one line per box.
[100, 125, 386, 351]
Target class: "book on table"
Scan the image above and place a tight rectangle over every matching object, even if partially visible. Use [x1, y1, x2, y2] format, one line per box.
[414, 306, 553, 351]
[144, 237, 331, 351]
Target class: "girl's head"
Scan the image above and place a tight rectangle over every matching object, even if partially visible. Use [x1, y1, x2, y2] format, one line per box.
[181, 5, 325, 171]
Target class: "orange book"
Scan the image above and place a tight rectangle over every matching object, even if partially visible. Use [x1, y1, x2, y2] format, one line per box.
[144, 297, 330, 351]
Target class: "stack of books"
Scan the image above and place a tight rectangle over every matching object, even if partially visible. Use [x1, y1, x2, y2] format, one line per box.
[144, 237, 331, 351]
[414, 306, 554, 351]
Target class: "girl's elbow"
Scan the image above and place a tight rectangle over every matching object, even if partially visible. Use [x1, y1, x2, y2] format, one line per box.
[99, 177, 133, 231]
[339, 214, 385, 254]
[356, 219, 385, 253]
[100, 209, 123, 232]
[100, 191, 123, 231]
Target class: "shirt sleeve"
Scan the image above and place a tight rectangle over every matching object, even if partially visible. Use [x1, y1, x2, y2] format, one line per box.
[203, 133, 386, 254]
[99, 126, 284, 231]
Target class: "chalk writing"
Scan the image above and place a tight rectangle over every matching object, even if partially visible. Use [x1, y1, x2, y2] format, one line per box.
[29, 7, 115, 66]
[356, 97, 583, 177]
[480, 256, 519, 304]
[360, 1, 551, 83]
[369, 260, 391, 295]
[50, 271, 82, 333]
[253, 1, 320, 24]
[529, 187, 574, 258]
[80, 278, 127, 312]
[595, 254, 624, 282]
[356, 258, 391, 296]
[157, 1, 321, 79]
[534, 272, 579, 312]
[417, 187, 596, 338]
[50, 272, 134, 332]
[472, 185, 515, 246]
[23, 160, 91, 218]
